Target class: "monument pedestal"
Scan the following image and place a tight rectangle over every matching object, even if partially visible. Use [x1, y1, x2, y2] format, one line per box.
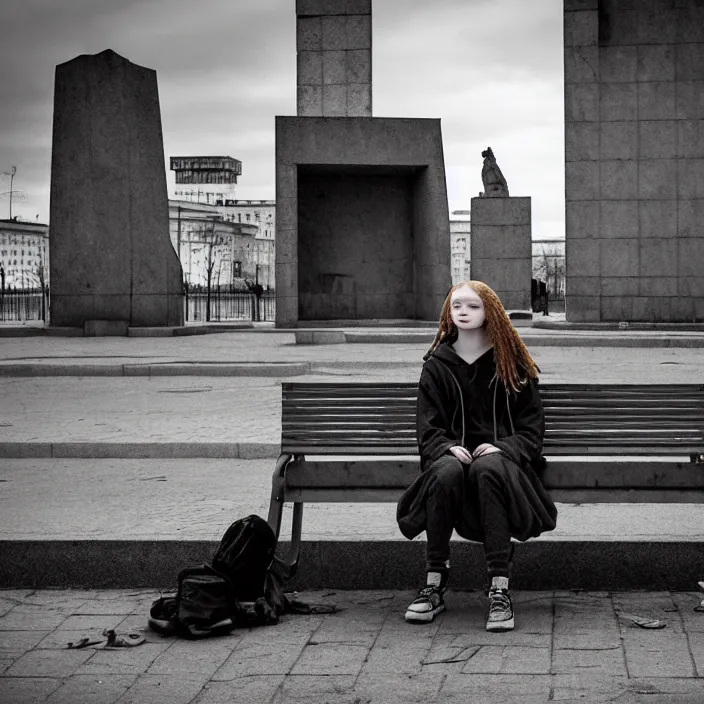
[470, 196, 532, 312]
[49, 50, 183, 330]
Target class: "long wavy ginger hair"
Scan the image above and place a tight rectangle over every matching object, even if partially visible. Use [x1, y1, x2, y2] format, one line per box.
[424, 280, 539, 393]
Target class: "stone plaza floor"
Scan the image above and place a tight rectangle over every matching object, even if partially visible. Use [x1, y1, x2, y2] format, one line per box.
[1, 588, 703, 704]
[1, 328, 703, 701]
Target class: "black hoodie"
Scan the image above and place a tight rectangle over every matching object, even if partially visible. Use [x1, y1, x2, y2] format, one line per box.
[416, 341, 545, 473]
[397, 340, 557, 543]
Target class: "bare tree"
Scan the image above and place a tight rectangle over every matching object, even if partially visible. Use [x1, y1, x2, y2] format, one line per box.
[533, 245, 565, 301]
[193, 217, 221, 322]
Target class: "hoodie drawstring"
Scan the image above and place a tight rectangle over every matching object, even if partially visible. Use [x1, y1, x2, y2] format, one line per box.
[447, 366, 466, 449]
[505, 388, 515, 436]
[434, 358, 465, 448]
[492, 379, 498, 444]
[435, 359, 515, 449]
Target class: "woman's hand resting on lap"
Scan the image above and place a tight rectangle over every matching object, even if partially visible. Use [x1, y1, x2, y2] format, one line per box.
[449, 445, 473, 464]
[472, 443, 501, 458]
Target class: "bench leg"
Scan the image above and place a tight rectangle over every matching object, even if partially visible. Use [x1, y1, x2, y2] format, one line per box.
[284, 502, 303, 576]
[267, 453, 303, 576]
[267, 453, 292, 540]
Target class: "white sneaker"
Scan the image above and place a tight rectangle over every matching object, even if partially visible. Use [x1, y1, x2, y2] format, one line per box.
[405, 585, 445, 623]
[486, 587, 514, 632]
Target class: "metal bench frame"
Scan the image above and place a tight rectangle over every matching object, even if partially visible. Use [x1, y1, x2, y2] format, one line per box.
[268, 382, 704, 573]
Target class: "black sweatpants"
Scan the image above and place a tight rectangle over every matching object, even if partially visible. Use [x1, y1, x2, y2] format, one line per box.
[424, 452, 513, 578]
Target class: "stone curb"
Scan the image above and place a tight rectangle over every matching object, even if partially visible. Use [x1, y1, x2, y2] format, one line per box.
[0, 327, 45, 338]
[0, 323, 256, 337]
[0, 362, 310, 377]
[534, 320, 704, 332]
[2, 539, 701, 591]
[340, 332, 704, 347]
[0, 442, 280, 459]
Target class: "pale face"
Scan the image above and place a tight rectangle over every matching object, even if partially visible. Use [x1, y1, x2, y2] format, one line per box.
[450, 286, 486, 330]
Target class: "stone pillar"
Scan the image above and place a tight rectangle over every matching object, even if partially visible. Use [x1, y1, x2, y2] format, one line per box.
[470, 197, 532, 311]
[296, 0, 372, 117]
[49, 49, 183, 330]
[564, 0, 704, 322]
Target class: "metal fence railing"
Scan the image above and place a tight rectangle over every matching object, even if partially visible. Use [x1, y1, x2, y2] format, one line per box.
[0, 289, 276, 325]
[0, 289, 48, 322]
[184, 291, 275, 322]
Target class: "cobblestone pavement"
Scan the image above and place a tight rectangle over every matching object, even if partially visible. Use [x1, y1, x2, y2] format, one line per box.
[1, 588, 702, 704]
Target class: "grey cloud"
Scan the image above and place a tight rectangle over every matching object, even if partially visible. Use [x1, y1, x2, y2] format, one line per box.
[1, 0, 567, 236]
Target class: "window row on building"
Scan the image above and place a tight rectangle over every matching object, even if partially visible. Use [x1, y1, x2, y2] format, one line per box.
[0, 219, 50, 289]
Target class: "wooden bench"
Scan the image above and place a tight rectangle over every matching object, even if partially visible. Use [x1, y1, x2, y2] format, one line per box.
[268, 382, 704, 572]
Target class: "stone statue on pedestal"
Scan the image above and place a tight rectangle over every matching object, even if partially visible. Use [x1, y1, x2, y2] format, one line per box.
[480, 147, 509, 197]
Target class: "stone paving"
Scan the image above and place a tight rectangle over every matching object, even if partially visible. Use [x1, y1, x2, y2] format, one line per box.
[1, 588, 703, 703]
[0, 342, 701, 545]
[0, 345, 702, 450]
[1, 331, 703, 700]
[0, 329, 703, 379]
[1, 457, 703, 543]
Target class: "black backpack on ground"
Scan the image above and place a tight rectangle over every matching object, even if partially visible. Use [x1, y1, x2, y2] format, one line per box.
[149, 515, 288, 639]
[211, 513, 277, 601]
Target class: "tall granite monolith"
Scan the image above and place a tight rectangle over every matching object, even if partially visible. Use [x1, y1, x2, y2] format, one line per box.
[49, 49, 183, 330]
[564, 0, 704, 322]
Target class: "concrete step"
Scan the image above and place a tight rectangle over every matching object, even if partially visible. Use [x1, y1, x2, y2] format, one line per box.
[0, 441, 278, 459]
[1, 458, 701, 591]
[338, 331, 704, 347]
[0, 361, 310, 377]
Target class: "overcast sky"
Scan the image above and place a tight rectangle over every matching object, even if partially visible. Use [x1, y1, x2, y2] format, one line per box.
[0, 0, 565, 239]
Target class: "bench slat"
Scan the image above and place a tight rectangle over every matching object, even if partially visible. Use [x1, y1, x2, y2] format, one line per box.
[285, 428, 701, 437]
[284, 420, 701, 430]
[281, 382, 704, 454]
[543, 401, 702, 409]
[285, 459, 704, 490]
[284, 488, 704, 503]
[282, 444, 420, 454]
[546, 421, 704, 429]
[281, 381, 704, 397]
[283, 382, 703, 391]
[282, 444, 702, 456]
[285, 402, 417, 410]
[286, 409, 702, 420]
[284, 433, 701, 444]
[285, 397, 702, 406]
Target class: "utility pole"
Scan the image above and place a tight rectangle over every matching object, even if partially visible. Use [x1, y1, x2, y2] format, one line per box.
[1, 166, 17, 219]
[8, 166, 14, 219]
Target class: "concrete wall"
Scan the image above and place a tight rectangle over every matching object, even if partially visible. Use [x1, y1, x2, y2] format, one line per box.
[275, 116, 450, 325]
[296, 0, 372, 117]
[49, 50, 182, 328]
[298, 169, 414, 319]
[470, 197, 532, 311]
[564, 0, 704, 322]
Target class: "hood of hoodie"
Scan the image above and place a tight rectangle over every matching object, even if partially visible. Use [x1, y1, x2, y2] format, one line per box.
[429, 340, 496, 379]
[423, 340, 503, 448]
